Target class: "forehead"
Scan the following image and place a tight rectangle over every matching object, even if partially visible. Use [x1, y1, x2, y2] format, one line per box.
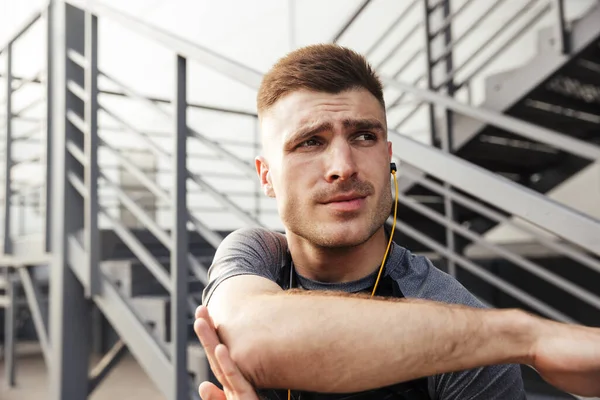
[261, 89, 386, 138]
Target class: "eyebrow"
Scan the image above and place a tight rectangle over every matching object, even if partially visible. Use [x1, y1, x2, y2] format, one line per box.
[286, 118, 386, 147]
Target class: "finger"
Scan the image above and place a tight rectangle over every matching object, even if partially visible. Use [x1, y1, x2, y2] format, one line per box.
[215, 343, 256, 395]
[194, 318, 225, 383]
[195, 305, 217, 330]
[199, 381, 226, 400]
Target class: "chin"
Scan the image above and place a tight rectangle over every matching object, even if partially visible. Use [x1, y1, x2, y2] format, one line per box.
[310, 220, 379, 248]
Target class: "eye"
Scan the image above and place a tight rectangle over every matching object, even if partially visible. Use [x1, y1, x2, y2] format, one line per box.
[298, 138, 322, 147]
[354, 132, 377, 141]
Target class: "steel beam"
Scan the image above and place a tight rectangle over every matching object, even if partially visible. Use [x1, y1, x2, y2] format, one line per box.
[84, 10, 99, 298]
[3, 268, 16, 387]
[3, 43, 13, 254]
[48, 2, 93, 399]
[171, 54, 190, 400]
[17, 267, 50, 366]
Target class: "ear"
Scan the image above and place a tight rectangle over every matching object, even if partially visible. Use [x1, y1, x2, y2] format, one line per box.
[255, 156, 276, 198]
[387, 140, 393, 161]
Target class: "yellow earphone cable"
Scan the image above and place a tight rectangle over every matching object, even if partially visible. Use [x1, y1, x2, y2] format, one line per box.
[372, 169, 398, 297]
[287, 169, 399, 400]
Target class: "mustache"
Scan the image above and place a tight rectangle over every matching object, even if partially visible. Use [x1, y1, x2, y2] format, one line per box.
[314, 178, 375, 203]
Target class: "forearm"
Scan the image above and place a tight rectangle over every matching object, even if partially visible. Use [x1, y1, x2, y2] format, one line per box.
[215, 290, 536, 392]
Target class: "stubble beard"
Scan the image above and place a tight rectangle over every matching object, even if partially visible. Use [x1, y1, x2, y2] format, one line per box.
[284, 185, 393, 249]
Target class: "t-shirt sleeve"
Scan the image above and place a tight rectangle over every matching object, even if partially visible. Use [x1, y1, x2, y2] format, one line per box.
[201, 227, 289, 306]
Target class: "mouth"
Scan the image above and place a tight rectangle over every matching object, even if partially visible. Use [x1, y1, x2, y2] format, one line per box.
[322, 193, 368, 212]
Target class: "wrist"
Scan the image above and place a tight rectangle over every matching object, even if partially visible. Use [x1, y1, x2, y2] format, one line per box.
[503, 308, 541, 365]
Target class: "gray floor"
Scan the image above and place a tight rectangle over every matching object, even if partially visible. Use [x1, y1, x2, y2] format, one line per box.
[0, 342, 167, 400]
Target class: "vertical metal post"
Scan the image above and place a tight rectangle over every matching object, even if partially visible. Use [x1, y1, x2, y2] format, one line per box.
[553, 0, 569, 54]
[422, 0, 437, 147]
[440, 0, 456, 277]
[48, 2, 92, 399]
[44, 3, 54, 254]
[172, 54, 189, 400]
[84, 11, 99, 298]
[4, 268, 16, 387]
[3, 43, 13, 254]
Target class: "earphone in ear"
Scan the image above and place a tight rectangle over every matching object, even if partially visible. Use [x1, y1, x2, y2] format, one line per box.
[390, 162, 397, 173]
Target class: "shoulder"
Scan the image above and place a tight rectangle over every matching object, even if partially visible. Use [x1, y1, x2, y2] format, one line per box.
[387, 244, 486, 308]
[202, 227, 289, 305]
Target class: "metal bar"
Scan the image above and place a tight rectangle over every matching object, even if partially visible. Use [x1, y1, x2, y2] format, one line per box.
[382, 78, 600, 161]
[441, 0, 456, 276]
[44, 3, 53, 255]
[67, 0, 264, 88]
[553, 0, 569, 54]
[11, 98, 45, 117]
[4, 268, 16, 386]
[172, 54, 189, 400]
[331, 0, 372, 43]
[98, 89, 258, 117]
[3, 43, 13, 254]
[374, 21, 423, 70]
[67, 171, 88, 199]
[188, 212, 223, 249]
[387, 75, 425, 110]
[88, 339, 127, 394]
[390, 218, 576, 323]
[401, 168, 600, 275]
[66, 109, 88, 135]
[391, 50, 423, 80]
[422, 0, 435, 146]
[429, 0, 476, 39]
[67, 235, 173, 397]
[386, 133, 600, 256]
[67, 79, 86, 101]
[364, 0, 420, 57]
[99, 70, 255, 177]
[0, 10, 43, 55]
[430, 0, 511, 67]
[99, 105, 169, 159]
[188, 171, 261, 228]
[444, 1, 550, 90]
[188, 254, 208, 286]
[17, 267, 50, 366]
[100, 173, 172, 250]
[85, 11, 100, 298]
[101, 206, 171, 292]
[392, 101, 425, 131]
[13, 124, 43, 142]
[66, 139, 87, 167]
[67, 48, 87, 69]
[99, 138, 170, 203]
[396, 191, 600, 311]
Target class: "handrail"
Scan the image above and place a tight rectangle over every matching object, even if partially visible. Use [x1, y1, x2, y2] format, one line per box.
[388, 133, 600, 257]
[331, 0, 373, 44]
[65, 0, 263, 89]
[383, 77, 600, 162]
[0, 9, 44, 55]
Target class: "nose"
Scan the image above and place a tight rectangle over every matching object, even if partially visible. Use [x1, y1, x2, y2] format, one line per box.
[325, 140, 358, 182]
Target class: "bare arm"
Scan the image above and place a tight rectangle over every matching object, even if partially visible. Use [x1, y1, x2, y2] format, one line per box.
[206, 275, 535, 393]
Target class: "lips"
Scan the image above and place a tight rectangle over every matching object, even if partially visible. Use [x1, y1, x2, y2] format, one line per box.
[323, 192, 366, 204]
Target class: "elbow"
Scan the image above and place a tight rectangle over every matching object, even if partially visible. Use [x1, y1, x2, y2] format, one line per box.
[215, 312, 277, 388]
[227, 334, 271, 388]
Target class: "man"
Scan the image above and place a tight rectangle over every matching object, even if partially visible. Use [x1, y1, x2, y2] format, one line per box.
[194, 44, 600, 399]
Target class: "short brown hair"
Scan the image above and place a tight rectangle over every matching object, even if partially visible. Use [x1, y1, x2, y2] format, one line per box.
[257, 44, 385, 116]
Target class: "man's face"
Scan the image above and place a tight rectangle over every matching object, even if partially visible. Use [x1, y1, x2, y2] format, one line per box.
[256, 88, 393, 248]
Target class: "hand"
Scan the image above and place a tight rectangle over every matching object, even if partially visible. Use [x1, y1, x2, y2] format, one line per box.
[531, 319, 600, 397]
[195, 305, 259, 400]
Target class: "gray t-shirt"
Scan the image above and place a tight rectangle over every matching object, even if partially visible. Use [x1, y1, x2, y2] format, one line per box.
[202, 227, 526, 400]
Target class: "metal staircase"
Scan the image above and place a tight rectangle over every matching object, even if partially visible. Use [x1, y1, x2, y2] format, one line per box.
[1, 0, 599, 399]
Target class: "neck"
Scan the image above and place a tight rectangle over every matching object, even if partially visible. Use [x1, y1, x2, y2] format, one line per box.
[286, 227, 389, 283]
